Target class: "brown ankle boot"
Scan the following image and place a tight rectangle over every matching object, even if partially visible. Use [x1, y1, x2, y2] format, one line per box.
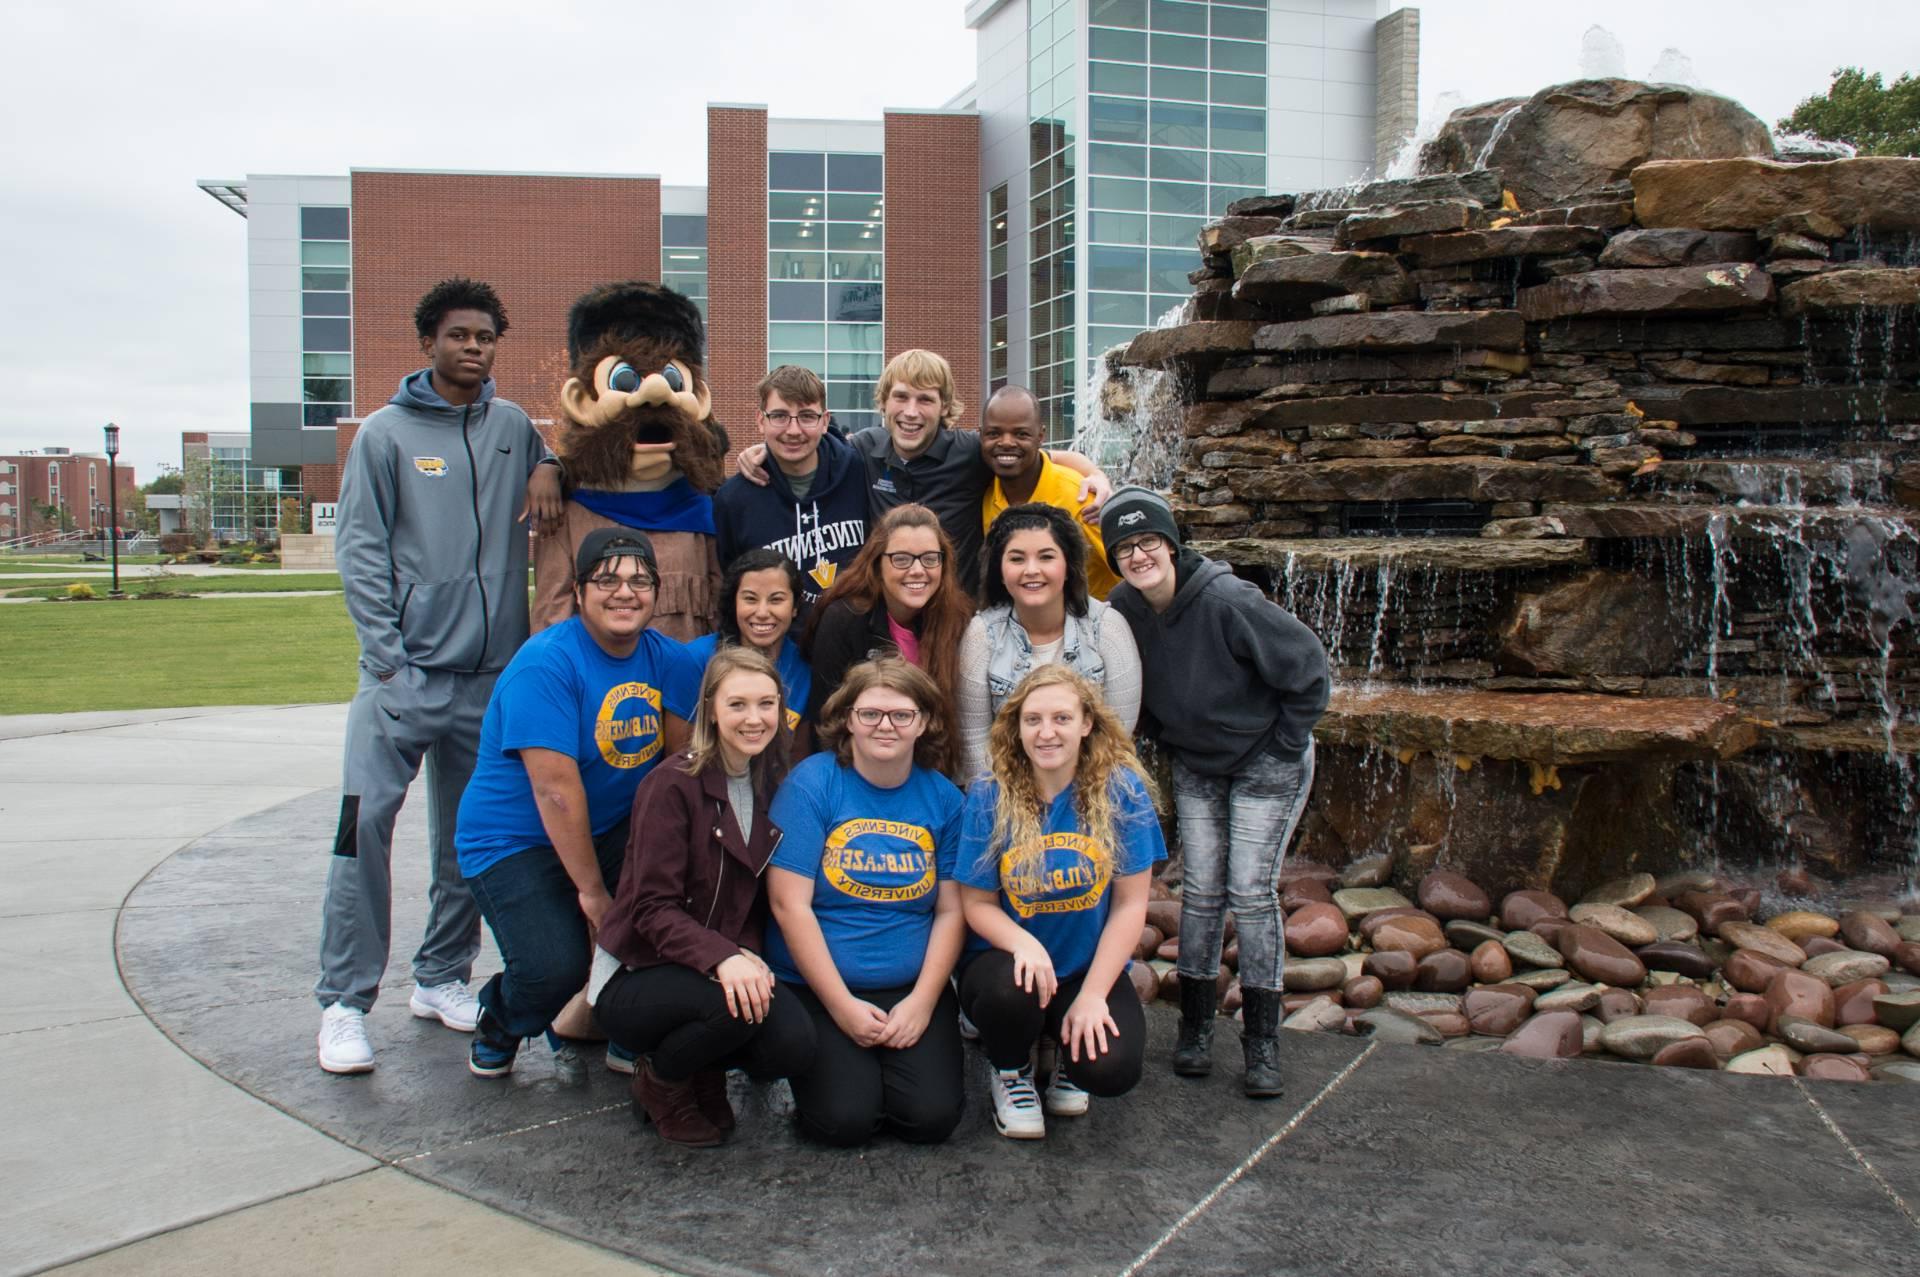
[632, 1061, 723, 1147]
[691, 1069, 736, 1134]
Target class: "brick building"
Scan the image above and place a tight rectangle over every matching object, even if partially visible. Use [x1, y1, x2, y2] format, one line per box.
[0, 449, 137, 542]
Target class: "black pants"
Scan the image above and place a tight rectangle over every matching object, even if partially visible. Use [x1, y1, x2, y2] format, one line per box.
[595, 962, 816, 1084]
[958, 950, 1146, 1097]
[786, 981, 964, 1148]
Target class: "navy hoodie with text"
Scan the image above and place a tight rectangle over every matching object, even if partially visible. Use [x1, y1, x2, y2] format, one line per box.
[712, 431, 870, 610]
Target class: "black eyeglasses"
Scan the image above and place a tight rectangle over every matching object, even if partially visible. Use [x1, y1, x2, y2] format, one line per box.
[852, 707, 921, 728]
[587, 573, 657, 594]
[762, 410, 825, 427]
[883, 551, 944, 570]
[1113, 534, 1167, 563]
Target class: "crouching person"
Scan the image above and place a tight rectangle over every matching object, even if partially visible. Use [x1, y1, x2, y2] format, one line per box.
[592, 647, 816, 1146]
[958, 666, 1165, 1139]
[455, 529, 696, 1077]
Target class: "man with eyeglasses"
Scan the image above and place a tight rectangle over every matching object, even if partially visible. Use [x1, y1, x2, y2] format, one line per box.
[451, 527, 700, 1078]
[713, 365, 869, 608]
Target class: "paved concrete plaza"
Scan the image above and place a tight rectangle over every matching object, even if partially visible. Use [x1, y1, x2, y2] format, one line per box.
[3, 704, 1916, 1276]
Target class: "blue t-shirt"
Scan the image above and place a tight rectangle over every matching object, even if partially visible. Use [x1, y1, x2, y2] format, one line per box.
[456, 618, 699, 877]
[764, 753, 964, 990]
[670, 633, 813, 733]
[955, 770, 1167, 979]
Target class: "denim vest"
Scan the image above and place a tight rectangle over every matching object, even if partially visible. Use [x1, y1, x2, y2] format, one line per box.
[982, 600, 1111, 717]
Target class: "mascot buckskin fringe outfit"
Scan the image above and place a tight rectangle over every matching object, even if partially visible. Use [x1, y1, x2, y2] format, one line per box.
[534, 282, 727, 641]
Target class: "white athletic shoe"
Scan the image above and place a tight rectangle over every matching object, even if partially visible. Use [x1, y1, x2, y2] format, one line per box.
[1044, 1070, 1090, 1118]
[409, 980, 481, 1032]
[318, 1003, 375, 1074]
[989, 1065, 1045, 1140]
[958, 1008, 980, 1041]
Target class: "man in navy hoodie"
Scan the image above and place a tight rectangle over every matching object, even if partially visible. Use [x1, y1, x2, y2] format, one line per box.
[712, 365, 869, 609]
[316, 278, 559, 1075]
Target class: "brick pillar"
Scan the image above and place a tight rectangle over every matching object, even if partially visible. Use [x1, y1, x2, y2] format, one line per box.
[883, 111, 983, 426]
[707, 106, 770, 452]
[1374, 7, 1421, 174]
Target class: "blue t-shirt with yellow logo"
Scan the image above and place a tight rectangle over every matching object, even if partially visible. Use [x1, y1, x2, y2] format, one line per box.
[956, 770, 1166, 979]
[670, 634, 812, 733]
[456, 617, 697, 877]
[765, 753, 964, 990]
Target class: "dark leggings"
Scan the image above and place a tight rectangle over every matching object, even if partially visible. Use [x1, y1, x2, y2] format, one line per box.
[958, 950, 1146, 1097]
[595, 963, 816, 1084]
[786, 981, 964, 1148]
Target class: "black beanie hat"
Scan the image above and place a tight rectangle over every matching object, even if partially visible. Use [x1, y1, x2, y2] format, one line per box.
[1099, 485, 1181, 574]
[566, 281, 705, 365]
[574, 527, 659, 586]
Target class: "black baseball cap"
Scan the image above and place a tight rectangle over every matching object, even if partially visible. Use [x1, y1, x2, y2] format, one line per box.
[573, 528, 659, 585]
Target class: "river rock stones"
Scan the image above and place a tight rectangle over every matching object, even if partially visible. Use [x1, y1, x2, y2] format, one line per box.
[1721, 993, 1770, 1032]
[1444, 920, 1507, 950]
[1801, 1053, 1873, 1083]
[1634, 906, 1698, 943]
[1838, 911, 1901, 958]
[1600, 1014, 1709, 1061]
[1464, 984, 1537, 1036]
[1507, 968, 1575, 992]
[1724, 948, 1790, 994]
[1727, 1044, 1796, 1076]
[1283, 996, 1347, 1033]
[1355, 1007, 1445, 1046]
[1418, 870, 1493, 921]
[1535, 982, 1604, 1014]
[1641, 984, 1714, 1027]
[1372, 915, 1451, 961]
[1557, 924, 1648, 987]
[1502, 930, 1566, 970]
[1704, 1019, 1764, 1059]
[1568, 903, 1658, 946]
[1872, 990, 1920, 1032]
[1832, 979, 1888, 1026]
[1343, 975, 1384, 1010]
[1470, 939, 1513, 984]
[1651, 1037, 1719, 1070]
[1578, 873, 1657, 909]
[1364, 950, 1418, 990]
[1284, 957, 1349, 992]
[1594, 989, 1644, 1023]
[1282, 876, 1334, 910]
[1776, 1015, 1860, 1054]
[1637, 941, 1717, 980]
[1766, 969, 1836, 1032]
[1803, 950, 1892, 987]
[1334, 887, 1413, 920]
[1502, 890, 1569, 931]
[1766, 910, 1841, 943]
[1719, 922, 1808, 967]
[1500, 1009, 1584, 1059]
[1286, 902, 1352, 957]
[1839, 1025, 1900, 1055]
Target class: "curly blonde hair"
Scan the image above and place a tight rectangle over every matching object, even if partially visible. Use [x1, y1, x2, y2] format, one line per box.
[981, 665, 1158, 881]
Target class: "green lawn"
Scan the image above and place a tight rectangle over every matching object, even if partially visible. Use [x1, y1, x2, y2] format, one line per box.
[5, 572, 343, 600]
[2, 594, 361, 713]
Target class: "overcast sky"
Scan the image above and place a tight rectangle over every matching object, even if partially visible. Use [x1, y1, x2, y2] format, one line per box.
[2, 0, 1913, 482]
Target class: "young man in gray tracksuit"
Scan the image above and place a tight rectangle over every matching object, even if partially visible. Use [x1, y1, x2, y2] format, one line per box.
[316, 278, 559, 1074]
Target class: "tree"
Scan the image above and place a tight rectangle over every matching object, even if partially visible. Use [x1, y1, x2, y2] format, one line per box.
[180, 452, 216, 546]
[144, 469, 184, 496]
[1779, 67, 1920, 157]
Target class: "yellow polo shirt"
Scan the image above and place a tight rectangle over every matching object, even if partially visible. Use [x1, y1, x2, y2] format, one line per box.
[982, 455, 1122, 600]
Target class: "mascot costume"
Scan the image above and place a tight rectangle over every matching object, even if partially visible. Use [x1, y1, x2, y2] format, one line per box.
[532, 281, 725, 640]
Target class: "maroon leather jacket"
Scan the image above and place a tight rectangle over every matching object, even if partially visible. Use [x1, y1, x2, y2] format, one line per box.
[598, 750, 784, 976]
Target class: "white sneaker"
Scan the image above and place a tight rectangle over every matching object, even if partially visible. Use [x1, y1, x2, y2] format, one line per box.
[989, 1065, 1045, 1140]
[409, 980, 480, 1032]
[1044, 1070, 1090, 1118]
[958, 1008, 980, 1041]
[318, 1003, 375, 1074]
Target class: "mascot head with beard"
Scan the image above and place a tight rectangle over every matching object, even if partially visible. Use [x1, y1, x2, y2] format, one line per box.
[557, 281, 726, 493]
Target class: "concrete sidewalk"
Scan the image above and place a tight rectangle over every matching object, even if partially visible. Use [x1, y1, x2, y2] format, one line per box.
[0, 704, 653, 1276]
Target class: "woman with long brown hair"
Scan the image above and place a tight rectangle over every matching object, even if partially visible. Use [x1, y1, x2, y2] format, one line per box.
[955, 665, 1165, 1140]
[803, 503, 973, 726]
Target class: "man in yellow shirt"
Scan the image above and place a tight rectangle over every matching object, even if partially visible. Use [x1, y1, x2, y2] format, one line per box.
[979, 386, 1122, 600]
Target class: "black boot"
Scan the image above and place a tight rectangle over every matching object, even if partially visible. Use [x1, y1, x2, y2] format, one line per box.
[1241, 987, 1285, 1098]
[1172, 975, 1218, 1077]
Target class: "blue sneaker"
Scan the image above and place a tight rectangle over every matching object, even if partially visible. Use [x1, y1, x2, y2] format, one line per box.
[606, 1041, 638, 1075]
[469, 1011, 518, 1078]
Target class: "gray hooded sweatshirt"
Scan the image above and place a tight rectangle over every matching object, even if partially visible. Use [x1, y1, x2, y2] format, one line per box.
[336, 371, 546, 676]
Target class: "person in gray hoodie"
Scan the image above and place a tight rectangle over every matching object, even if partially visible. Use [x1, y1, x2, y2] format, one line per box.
[1100, 486, 1329, 1099]
[316, 278, 561, 1075]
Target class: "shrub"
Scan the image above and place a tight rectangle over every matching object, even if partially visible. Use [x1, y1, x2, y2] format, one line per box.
[66, 582, 97, 601]
[159, 533, 192, 555]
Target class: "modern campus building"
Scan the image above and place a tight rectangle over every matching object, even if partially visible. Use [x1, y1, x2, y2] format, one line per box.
[0, 449, 138, 543]
[198, 2, 1416, 501]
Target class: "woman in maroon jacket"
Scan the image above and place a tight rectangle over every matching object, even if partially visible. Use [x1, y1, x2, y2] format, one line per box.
[593, 646, 817, 1146]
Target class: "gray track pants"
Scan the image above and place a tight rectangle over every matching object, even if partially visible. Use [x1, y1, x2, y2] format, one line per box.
[315, 665, 496, 1012]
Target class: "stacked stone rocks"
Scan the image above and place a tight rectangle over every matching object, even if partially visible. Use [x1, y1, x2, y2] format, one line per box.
[1131, 862, 1920, 1083]
[1116, 80, 1919, 892]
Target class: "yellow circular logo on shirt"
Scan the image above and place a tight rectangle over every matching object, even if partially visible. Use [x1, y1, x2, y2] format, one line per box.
[822, 818, 937, 903]
[595, 681, 664, 768]
[1000, 833, 1111, 918]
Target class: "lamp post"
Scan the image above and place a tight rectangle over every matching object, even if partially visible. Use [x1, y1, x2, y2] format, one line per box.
[103, 423, 122, 597]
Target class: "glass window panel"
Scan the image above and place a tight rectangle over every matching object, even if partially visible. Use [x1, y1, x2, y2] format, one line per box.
[829, 192, 885, 220]
[300, 241, 349, 266]
[301, 267, 349, 292]
[1210, 71, 1264, 107]
[770, 322, 826, 349]
[826, 382, 871, 412]
[1211, 152, 1266, 186]
[1150, 214, 1206, 247]
[1089, 0, 1146, 29]
[836, 410, 879, 433]
[1089, 177, 1147, 210]
[1210, 37, 1265, 73]
[1029, 253, 1052, 299]
[1090, 143, 1148, 177]
[299, 206, 349, 240]
[1149, 33, 1206, 67]
[770, 192, 825, 219]
[1090, 60, 1148, 96]
[990, 317, 1009, 349]
[769, 152, 825, 190]
[990, 184, 1009, 218]
[1088, 96, 1148, 144]
[1032, 185, 1055, 226]
[770, 351, 825, 375]
[303, 353, 352, 376]
[1150, 180, 1208, 216]
[1150, 145, 1206, 183]
[304, 377, 351, 403]
[1151, 66, 1207, 101]
[1211, 106, 1266, 153]
[828, 222, 883, 250]
[303, 404, 346, 427]
[1150, 295, 1190, 323]
[1032, 332, 1053, 367]
[661, 214, 707, 246]
[1091, 210, 1149, 244]
[1150, 100, 1207, 148]
[663, 273, 707, 299]
[828, 153, 883, 192]
[770, 251, 826, 279]
[1089, 26, 1146, 61]
[1211, 186, 1261, 215]
[1151, 248, 1199, 292]
[1090, 291, 1149, 325]
[769, 220, 824, 250]
[829, 283, 883, 323]
[1056, 329, 1077, 363]
[1030, 302, 1051, 336]
[1089, 324, 1144, 354]
[1030, 8, 1054, 50]
[1089, 245, 1147, 292]
[990, 243, 1008, 276]
[827, 323, 883, 352]
[769, 282, 824, 322]
[1150, 0, 1206, 34]
[828, 351, 881, 378]
[990, 274, 1009, 318]
[302, 318, 350, 352]
[1211, 5, 1265, 40]
[303, 292, 350, 316]
[1032, 364, 1057, 399]
[663, 247, 708, 271]
[828, 252, 884, 281]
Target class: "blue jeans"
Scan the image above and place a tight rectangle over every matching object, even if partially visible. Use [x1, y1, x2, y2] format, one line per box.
[1171, 742, 1315, 993]
[466, 818, 628, 1041]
